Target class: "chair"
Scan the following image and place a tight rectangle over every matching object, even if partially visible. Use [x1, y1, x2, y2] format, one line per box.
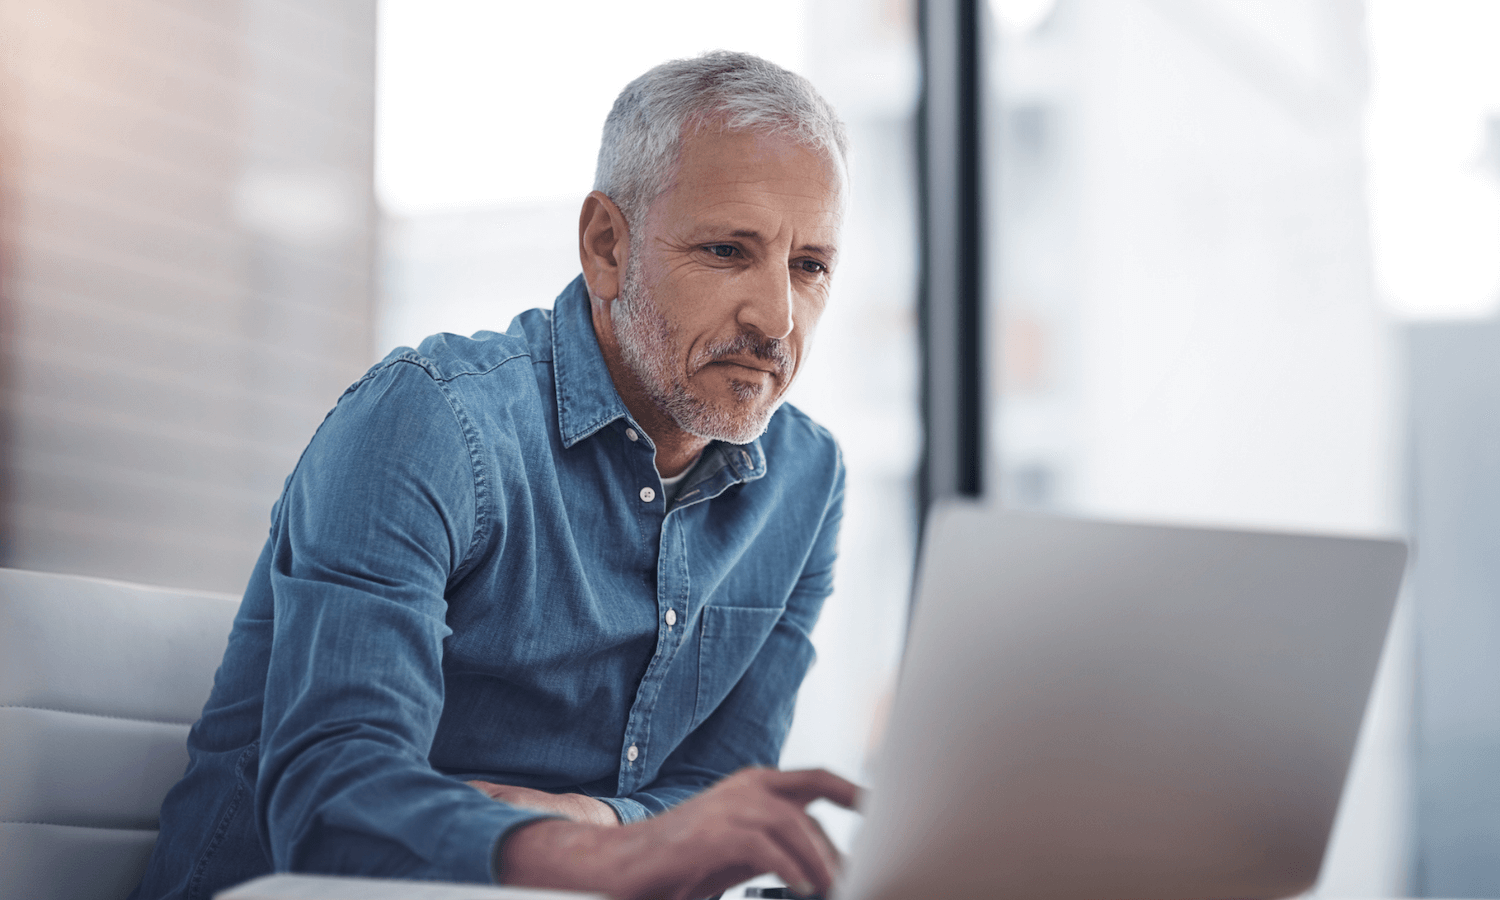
[0, 568, 240, 900]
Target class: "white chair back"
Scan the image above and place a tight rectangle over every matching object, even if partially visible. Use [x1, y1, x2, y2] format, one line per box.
[0, 568, 239, 900]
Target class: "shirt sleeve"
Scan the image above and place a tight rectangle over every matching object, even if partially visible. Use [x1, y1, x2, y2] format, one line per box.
[254, 359, 552, 882]
[606, 446, 847, 822]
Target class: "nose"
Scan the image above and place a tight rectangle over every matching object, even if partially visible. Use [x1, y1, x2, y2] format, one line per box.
[737, 264, 795, 341]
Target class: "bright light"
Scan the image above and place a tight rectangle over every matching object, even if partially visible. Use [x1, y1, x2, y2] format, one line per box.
[1367, 0, 1500, 320]
[376, 0, 809, 215]
[987, 0, 1058, 35]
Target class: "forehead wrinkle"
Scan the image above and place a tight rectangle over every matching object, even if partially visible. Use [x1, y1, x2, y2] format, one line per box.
[686, 187, 842, 223]
[653, 176, 843, 250]
[711, 172, 839, 199]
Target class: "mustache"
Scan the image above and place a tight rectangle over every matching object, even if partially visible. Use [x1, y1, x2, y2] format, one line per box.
[701, 332, 792, 377]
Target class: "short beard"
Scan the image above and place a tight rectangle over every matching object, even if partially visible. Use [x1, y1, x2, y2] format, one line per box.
[613, 253, 790, 445]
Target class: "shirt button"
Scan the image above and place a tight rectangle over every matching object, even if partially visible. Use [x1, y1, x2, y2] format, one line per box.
[639, 486, 656, 503]
[665, 609, 677, 627]
[626, 428, 639, 442]
[626, 744, 639, 762]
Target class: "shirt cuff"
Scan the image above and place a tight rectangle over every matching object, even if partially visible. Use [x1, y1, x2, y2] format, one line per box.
[596, 796, 650, 824]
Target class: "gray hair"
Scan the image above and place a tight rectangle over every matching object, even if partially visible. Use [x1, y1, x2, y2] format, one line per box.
[594, 50, 849, 230]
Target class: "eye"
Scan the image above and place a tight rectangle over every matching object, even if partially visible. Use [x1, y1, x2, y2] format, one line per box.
[705, 244, 737, 259]
[796, 259, 829, 276]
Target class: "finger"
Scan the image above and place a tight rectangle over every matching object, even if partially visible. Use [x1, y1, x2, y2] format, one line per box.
[753, 796, 841, 894]
[630, 830, 803, 900]
[764, 768, 861, 809]
[744, 827, 825, 899]
[676, 863, 760, 900]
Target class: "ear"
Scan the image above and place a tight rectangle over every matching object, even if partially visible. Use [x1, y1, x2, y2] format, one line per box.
[579, 190, 630, 307]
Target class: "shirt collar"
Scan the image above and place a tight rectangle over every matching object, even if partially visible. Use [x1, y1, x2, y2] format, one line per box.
[552, 275, 630, 448]
[549, 275, 768, 483]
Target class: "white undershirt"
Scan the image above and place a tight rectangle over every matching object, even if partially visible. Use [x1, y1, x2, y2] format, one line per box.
[657, 454, 702, 506]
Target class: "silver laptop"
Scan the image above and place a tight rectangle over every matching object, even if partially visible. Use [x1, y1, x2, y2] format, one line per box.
[835, 505, 1407, 900]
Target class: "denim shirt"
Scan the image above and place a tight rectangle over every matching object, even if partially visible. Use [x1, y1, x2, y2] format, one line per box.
[131, 276, 845, 899]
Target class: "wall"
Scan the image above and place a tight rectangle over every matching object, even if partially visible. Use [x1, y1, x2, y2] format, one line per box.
[0, 0, 377, 593]
[1407, 318, 1500, 896]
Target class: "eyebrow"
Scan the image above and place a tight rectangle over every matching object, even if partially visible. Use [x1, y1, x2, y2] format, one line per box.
[719, 228, 839, 259]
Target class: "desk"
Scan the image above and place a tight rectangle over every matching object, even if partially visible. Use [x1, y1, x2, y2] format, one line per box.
[219, 878, 1468, 900]
[218, 874, 603, 899]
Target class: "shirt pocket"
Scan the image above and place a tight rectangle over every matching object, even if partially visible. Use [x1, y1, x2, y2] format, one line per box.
[690, 604, 783, 731]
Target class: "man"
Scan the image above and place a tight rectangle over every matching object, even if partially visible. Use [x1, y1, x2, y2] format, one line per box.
[132, 51, 857, 900]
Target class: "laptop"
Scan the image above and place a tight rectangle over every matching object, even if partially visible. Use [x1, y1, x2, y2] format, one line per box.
[833, 505, 1408, 900]
[219, 507, 1406, 900]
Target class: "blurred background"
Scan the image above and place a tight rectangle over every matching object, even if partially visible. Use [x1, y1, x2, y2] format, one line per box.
[0, 0, 1495, 894]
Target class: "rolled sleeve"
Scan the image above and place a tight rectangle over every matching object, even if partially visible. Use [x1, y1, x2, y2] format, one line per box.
[596, 796, 650, 824]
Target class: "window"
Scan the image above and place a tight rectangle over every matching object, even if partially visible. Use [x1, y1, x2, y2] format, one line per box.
[377, 0, 922, 848]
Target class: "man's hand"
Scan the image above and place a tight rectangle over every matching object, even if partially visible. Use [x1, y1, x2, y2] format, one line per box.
[497, 767, 860, 900]
[468, 781, 621, 827]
